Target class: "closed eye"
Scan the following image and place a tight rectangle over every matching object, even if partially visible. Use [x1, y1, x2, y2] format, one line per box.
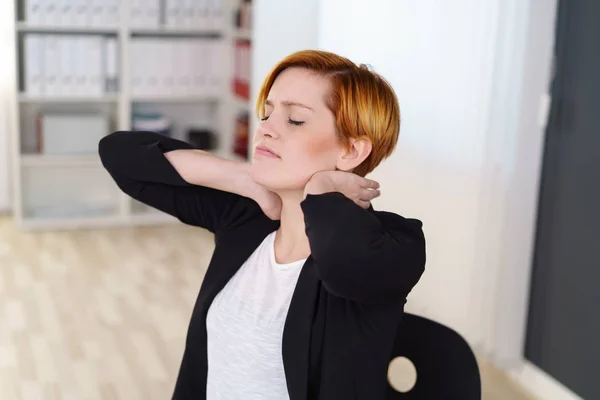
[288, 118, 304, 126]
[260, 115, 304, 126]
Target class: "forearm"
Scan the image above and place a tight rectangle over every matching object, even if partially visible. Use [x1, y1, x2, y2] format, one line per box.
[100, 131, 254, 196]
[99, 131, 263, 230]
[301, 193, 426, 304]
[164, 150, 258, 200]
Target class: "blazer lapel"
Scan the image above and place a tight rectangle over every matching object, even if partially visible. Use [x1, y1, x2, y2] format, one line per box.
[283, 257, 321, 400]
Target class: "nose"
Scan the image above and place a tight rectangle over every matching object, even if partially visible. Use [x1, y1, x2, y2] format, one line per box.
[263, 130, 276, 139]
[257, 120, 279, 140]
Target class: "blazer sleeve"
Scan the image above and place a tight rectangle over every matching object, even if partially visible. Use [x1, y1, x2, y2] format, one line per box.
[301, 192, 426, 304]
[98, 130, 257, 233]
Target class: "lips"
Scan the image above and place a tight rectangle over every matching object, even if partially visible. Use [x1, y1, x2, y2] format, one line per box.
[255, 144, 280, 159]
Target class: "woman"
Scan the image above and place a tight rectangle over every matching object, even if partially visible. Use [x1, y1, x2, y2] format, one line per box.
[99, 49, 426, 400]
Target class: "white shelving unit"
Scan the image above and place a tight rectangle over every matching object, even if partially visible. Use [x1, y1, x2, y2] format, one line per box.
[10, 0, 252, 230]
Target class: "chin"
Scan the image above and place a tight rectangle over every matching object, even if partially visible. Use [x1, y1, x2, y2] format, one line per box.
[249, 162, 309, 192]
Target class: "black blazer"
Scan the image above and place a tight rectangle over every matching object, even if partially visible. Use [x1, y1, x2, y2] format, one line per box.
[99, 131, 426, 400]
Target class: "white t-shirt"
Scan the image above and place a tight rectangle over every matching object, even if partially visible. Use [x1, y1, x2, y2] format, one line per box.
[205, 232, 306, 399]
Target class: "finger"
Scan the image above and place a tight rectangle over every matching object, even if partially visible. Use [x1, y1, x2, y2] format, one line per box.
[360, 189, 380, 201]
[359, 179, 380, 189]
[356, 199, 371, 209]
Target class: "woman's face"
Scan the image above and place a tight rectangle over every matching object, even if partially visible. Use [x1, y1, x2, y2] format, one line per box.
[250, 67, 343, 192]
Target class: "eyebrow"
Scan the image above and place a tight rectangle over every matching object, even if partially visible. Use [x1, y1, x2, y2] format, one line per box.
[265, 99, 314, 111]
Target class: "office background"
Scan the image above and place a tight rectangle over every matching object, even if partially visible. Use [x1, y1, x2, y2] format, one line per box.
[1, 1, 597, 399]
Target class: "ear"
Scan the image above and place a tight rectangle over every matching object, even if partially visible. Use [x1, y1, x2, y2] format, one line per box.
[336, 137, 373, 172]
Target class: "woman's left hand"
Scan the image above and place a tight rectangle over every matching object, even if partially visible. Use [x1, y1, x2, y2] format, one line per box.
[304, 171, 381, 209]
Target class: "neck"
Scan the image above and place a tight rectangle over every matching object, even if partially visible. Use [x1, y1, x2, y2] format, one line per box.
[273, 190, 311, 264]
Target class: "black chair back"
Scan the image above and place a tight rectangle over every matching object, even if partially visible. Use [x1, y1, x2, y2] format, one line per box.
[387, 313, 481, 399]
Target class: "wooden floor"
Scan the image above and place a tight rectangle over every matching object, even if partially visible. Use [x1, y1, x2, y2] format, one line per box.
[0, 217, 536, 399]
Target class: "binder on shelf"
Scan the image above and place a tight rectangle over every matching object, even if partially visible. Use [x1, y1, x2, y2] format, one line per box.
[144, 0, 160, 28]
[193, 0, 209, 29]
[51, 0, 66, 26]
[23, 0, 120, 28]
[85, 36, 104, 97]
[233, 112, 249, 160]
[131, 38, 164, 98]
[43, 36, 60, 97]
[62, 0, 78, 26]
[179, 0, 195, 29]
[192, 41, 207, 95]
[130, 39, 144, 97]
[164, 0, 181, 28]
[144, 39, 160, 96]
[209, 0, 225, 30]
[65, 0, 79, 26]
[233, 39, 251, 100]
[168, 39, 182, 96]
[57, 36, 73, 97]
[130, 0, 160, 28]
[154, 39, 172, 96]
[73, 37, 88, 97]
[243, 42, 250, 94]
[41, 0, 58, 26]
[209, 41, 223, 96]
[25, 0, 43, 25]
[130, 0, 141, 27]
[173, 39, 192, 96]
[24, 34, 44, 97]
[235, 0, 253, 30]
[88, 0, 108, 27]
[104, 37, 119, 93]
[181, 39, 196, 96]
[132, 37, 223, 98]
[23, 34, 119, 98]
[106, 0, 119, 25]
[162, 0, 224, 30]
[72, 0, 89, 27]
[137, 39, 150, 97]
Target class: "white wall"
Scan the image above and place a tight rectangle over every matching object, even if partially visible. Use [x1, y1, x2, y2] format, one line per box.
[318, 0, 500, 335]
[0, 99, 10, 212]
[317, 0, 557, 366]
[477, 0, 558, 366]
[0, 2, 16, 213]
[250, 0, 320, 135]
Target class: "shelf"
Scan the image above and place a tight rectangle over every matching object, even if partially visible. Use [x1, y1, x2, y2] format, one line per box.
[235, 28, 252, 41]
[16, 22, 118, 34]
[20, 214, 122, 230]
[19, 94, 119, 103]
[130, 27, 222, 37]
[19, 209, 179, 231]
[19, 213, 181, 230]
[128, 212, 179, 225]
[132, 95, 220, 103]
[23, 205, 118, 220]
[21, 154, 100, 167]
[20, 164, 120, 226]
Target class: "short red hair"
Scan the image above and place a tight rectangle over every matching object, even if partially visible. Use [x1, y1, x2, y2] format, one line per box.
[256, 49, 400, 177]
